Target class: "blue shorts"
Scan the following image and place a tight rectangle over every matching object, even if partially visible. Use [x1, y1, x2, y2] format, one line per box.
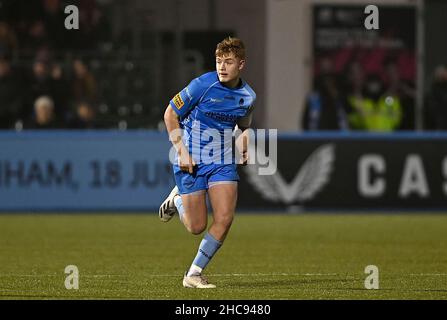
[173, 163, 239, 195]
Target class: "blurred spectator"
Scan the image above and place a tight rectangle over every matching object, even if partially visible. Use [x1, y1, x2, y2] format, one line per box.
[0, 57, 23, 129]
[425, 65, 447, 130]
[0, 21, 18, 57]
[347, 74, 402, 132]
[25, 95, 62, 129]
[383, 60, 416, 130]
[49, 62, 70, 120]
[72, 59, 97, 102]
[21, 19, 49, 58]
[346, 61, 365, 97]
[29, 58, 52, 97]
[69, 100, 100, 129]
[42, 0, 66, 50]
[302, 58, 349, 131]
[344, 61, 365, 130]
[24, 58, 53, 118]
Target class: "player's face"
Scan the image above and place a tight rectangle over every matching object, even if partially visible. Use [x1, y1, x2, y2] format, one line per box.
[216, 53, 245, 87]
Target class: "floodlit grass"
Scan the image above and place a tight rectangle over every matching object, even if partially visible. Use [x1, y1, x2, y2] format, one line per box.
[0, 213, 446, 299]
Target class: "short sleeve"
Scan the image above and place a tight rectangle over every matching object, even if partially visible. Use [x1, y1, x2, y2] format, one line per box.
[169, 77, 207, 118]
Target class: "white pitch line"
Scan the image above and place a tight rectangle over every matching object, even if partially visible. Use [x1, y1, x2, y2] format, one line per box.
[215, 273, 338, 277]
[0, 274, 127, 278]
[3, 273, 446, 278]
[0, 273, 337, 278]
[133, 273, 339, 277]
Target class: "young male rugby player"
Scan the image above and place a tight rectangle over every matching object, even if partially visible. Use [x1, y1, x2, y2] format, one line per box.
[160, 37, 256, 288]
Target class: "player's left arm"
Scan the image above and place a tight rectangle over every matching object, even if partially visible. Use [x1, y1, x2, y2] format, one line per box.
[235, 105, 255, 166]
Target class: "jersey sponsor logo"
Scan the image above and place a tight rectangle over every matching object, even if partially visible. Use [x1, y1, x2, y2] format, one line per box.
[205, 111, 239, 122]
[173, 93, 184, 109]
[210, 98, 223, 103]
[245, 144, 335, 203]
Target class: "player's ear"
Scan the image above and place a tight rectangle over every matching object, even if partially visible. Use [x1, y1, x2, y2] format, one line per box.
[238, 59, 245, 71]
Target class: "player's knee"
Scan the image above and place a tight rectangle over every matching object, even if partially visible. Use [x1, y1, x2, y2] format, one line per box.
[189, 225, 206, 235]
[214, 213, 234, 229]
[186, 222, 206, 235]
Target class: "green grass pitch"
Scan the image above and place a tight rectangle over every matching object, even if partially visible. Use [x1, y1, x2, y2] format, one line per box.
[0, 213, 446, 299]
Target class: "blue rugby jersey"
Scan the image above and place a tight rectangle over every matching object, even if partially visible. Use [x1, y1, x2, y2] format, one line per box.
[169, 71, 256, 164]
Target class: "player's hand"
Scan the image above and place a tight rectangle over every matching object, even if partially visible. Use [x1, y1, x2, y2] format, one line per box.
[178, 150, 196, 174]
[238, 150, 249, 166]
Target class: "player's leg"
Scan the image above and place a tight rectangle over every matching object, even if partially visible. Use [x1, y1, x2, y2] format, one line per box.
[160, 166, 207, 228]
[159, 169, 215, 288]
[207, 182, 237, 242]
[181, 190, 223, 288]
[180, 189, 223, 288]
[206, 164, 239, 242]
[177, 191, 208, 235]
[183, 182, 237, 289]
[183, 163, 239, 288]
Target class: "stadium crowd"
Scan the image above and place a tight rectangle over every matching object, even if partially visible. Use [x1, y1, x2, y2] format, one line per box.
[0, 0, 112, 130]
[0, 55, 101, 130]
[1, 0, 446, 132]
[302, 55, 447, 132]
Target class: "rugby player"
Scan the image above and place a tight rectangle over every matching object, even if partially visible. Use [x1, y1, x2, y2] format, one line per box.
[160, 37, 256, 288]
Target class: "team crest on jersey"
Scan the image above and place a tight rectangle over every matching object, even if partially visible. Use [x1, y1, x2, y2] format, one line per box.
[173, 93, 184, 109]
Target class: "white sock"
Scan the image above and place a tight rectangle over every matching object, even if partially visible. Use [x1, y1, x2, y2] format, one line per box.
[173, 195, 185, 222]
[186, 264, 203, 277]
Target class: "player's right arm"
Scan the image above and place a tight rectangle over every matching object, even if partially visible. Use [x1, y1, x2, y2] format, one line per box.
[164, 106, 195, 174]
[165, 76, 208, 173]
